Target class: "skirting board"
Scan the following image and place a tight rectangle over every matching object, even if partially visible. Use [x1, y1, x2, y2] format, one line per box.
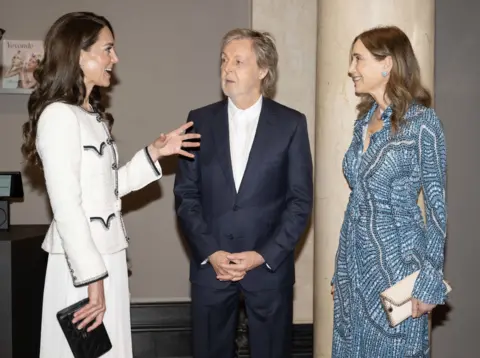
[131, 302, 313, 358]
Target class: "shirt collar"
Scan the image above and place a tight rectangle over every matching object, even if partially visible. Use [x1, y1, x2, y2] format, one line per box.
[228, 95, 263, 119]
[363, 102, 393, 126]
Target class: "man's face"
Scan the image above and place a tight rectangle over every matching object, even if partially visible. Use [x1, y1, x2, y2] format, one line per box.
[220, 38, 266, 104]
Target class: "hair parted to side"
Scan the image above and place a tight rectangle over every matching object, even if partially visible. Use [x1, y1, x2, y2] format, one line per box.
[221, 28, 278, 98]
[21, 11, 114, 168]
[352, 26, 432, 133]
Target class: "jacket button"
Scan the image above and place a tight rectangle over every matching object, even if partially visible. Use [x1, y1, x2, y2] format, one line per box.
[114, 189, 118, 196]
[233, 205, 239, 211]
[228, 234, 234, 240]
[112, 163, 117, 170]
[107, 138, 113, 145]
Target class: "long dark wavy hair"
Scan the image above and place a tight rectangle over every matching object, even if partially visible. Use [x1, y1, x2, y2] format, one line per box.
[352, 26, 432, 133]
[22, 12, 115, 167]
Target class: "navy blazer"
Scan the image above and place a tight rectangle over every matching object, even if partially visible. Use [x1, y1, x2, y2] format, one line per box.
[174, 98, 313, 291]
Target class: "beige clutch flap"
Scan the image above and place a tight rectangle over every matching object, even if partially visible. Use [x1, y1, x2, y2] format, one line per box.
[380, 270, 452, 327]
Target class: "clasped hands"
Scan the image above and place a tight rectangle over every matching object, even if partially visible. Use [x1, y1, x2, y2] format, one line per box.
[209, 250, 265, 282]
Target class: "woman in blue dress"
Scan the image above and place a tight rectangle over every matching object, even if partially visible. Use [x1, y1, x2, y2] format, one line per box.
[331, 26, 449, 357]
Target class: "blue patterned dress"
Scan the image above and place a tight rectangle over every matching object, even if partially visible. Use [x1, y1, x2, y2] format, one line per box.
[332, 103, 448, 357]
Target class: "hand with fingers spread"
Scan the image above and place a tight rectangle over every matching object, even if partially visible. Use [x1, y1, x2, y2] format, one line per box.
[148, 121, 201, 161]
[411, 298, 436, 319]
[216, 251, 265, 282]
[72, 280, 106, 332]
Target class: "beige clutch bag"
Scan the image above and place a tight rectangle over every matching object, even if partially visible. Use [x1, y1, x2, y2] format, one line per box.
[380, 270, 452, 327]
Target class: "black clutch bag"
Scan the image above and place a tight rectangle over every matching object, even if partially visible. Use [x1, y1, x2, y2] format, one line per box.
[56, 298, 112, 358]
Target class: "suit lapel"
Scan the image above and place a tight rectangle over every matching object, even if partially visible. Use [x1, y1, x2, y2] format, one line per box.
[236, 99, 275, 198]
[210, 100, 236, 192]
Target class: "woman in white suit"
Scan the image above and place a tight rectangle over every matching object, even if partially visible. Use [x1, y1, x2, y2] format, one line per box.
[21, 12, 200, 358]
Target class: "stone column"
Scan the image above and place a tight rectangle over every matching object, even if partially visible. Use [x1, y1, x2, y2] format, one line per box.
[314, 1, 435, 357]
[252, 0, 318, 324]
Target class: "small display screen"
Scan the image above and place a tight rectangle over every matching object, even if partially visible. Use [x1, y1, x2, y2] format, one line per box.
[0, 172, 23, 199]
[0, 175, 11, 197]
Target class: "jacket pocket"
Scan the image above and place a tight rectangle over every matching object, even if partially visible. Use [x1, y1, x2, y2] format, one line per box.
[89, 212, 116, 230]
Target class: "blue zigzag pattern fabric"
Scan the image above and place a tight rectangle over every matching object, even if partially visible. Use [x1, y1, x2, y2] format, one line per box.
[332, 102, 448, 357]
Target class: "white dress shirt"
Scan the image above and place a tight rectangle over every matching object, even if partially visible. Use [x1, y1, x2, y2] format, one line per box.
[228, 95, 263, 191]
[228, 96, 271, 269]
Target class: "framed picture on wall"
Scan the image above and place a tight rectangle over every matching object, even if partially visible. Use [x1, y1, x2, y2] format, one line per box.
[0, 39, 43, 94]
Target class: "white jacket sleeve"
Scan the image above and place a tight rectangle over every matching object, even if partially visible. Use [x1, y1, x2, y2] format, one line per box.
[117, 147, 162, 198]
[36, 103, 108, 287]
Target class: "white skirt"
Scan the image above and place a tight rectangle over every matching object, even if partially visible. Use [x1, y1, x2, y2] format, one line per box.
[40, 250, 132, 358]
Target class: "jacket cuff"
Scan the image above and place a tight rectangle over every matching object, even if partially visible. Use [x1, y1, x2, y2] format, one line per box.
[73, 271, 109, 288]
[256, 244, 287, 273]
[64, 252, 108, 288]
[143, 146, 162, 177]
[195, 246, 219, 268]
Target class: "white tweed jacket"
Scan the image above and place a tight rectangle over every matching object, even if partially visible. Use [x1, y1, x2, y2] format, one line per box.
[36, 102, 162, 287]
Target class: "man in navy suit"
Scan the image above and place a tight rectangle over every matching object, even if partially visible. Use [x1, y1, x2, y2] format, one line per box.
[174, 28, 313, 358]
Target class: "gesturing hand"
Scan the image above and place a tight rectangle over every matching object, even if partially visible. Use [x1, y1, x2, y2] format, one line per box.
[149, 121, 201, 160]
[72, 280, 106, 332]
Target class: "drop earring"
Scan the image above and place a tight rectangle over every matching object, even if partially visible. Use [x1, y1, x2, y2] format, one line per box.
[381, 71, 388, 77]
